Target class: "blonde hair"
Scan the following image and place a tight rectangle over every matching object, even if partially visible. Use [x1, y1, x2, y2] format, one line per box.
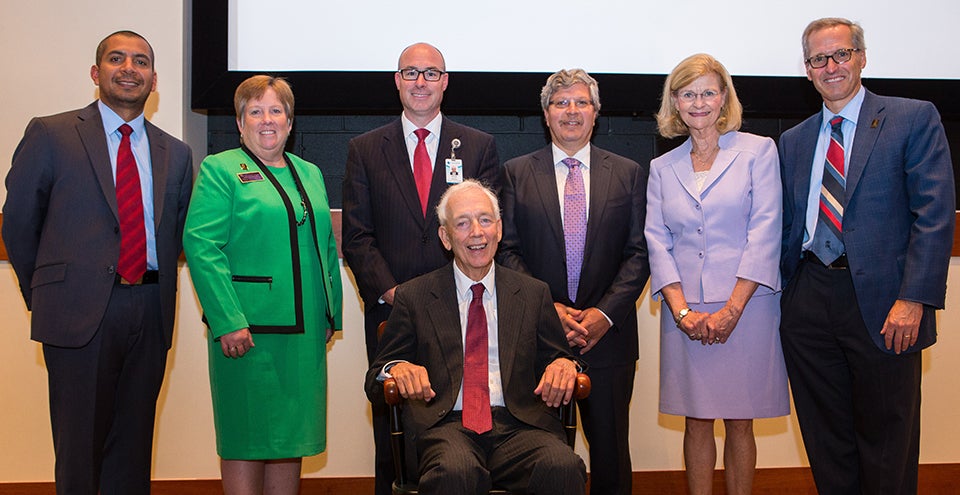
[655, 54, 742, 139]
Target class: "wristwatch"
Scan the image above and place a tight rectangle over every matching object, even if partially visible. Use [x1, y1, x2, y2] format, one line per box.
[675, 308, 692, 327]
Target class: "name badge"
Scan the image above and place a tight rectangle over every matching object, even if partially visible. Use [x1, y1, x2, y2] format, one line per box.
[237, 171, 265, 183]
[445, 159, 463, 184]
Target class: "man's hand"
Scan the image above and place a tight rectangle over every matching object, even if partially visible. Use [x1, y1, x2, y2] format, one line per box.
[555, 302, 587, 347]
[381, 286, 398, 306]
[880, 299, 923, 354]
[579, 307, 612, 354]
[534, 358, 577, 407]
[388, 362, 436, 402]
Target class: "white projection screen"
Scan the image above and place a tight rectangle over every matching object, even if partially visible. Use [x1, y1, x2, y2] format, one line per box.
[192, 1, 960, 114]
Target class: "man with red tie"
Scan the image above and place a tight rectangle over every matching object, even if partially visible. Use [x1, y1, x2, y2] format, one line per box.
[3, 31, 193, 494]
[365, 180, 585, 495]
[342, 42, 500, 495]
[779, 17, 954, 494]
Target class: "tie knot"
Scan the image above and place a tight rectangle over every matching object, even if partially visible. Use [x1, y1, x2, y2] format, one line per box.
[830, 116, 843, 129]
[470, 283, 484, 301]
[414, 128, 430, 142]
[119, 123, 133, 137]
[562, 157, 581, 170]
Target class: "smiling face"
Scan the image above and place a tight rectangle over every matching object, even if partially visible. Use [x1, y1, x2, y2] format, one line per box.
[90, 33, 157, 121]
[395, 43, 448, 127]
[237, 87, 292, 164]
[543, 83, 598, 155]
[673, 72, 726, 134]
[438, 187, 502, 281]
[805, 24, 866, 114]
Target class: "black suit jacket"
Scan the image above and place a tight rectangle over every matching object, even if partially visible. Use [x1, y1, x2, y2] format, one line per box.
[342, 117, 500, 307]
[498, 145, 649, 367]
[3, 102, 194, 348]
[365, 263, 572, 437]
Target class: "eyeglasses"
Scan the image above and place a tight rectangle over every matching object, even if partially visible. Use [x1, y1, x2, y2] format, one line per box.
[675, 90, 721, 103]
[550, 99, 594, 109]
[397, 67, 445, 82]
[805, 48, 861, 69]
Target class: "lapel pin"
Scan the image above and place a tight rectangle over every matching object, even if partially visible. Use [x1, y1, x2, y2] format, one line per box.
[871, 119, 879, 128]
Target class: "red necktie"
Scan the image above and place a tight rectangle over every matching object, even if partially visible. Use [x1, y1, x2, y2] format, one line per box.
[462, 283, 492, 434]
[116, 124, 147, 282]
[413, 128, 431, 217]
[813, 116, 846, 264]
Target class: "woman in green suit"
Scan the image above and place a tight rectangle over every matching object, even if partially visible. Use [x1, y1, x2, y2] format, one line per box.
[184, 75, 343, 495]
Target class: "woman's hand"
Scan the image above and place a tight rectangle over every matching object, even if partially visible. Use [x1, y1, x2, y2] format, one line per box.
[220, 328, 255, 358]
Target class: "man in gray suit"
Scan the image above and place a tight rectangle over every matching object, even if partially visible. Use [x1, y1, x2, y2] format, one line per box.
[779, 18, 954, 494]
[3, 31, 193, 495]
[342, 42, 499, 495]
[366, 180, 585, 495]
[498, 69, 649, 495]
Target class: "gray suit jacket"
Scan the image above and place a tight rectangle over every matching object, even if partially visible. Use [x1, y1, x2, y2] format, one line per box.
[365, 263, 572, 437]
[498, 145, 650, 367]
[3, 101, 194, 348]
[780, 90, 955, 352]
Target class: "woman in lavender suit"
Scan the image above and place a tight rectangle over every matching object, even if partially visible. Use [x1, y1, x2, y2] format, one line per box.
[645, 54, 789, 495]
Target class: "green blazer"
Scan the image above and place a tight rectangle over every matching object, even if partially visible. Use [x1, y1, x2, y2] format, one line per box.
[184, 147, 343, 339]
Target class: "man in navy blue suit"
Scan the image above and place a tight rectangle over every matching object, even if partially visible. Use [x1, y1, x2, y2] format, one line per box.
[779, 17, 955, 494]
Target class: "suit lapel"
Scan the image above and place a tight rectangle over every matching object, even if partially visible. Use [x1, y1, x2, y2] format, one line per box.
[699, 134, 738, 194]
[146, 121, 169, 229]
[847, 91, 883, 200]
[76, 103, 119, 222]
[666, 139, 702, 200]
[381, 120, 426, 226]
[531, 147, 566, 248]
[495, 266, 523, 395]
[426, 266, 465, 394]
[792, 116, 819, 216]
[584, 147, 612, 258]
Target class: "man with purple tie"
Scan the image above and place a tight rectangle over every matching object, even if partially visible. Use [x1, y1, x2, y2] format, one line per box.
[498, 69, 649, 495]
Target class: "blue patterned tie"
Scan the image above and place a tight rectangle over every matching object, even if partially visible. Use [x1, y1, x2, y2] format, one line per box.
[563, 158, 586, 302]
[812, 116, 846, 264]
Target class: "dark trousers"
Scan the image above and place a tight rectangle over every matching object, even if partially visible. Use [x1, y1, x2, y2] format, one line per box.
[365, 303, 395, 495]
[780, 257, 921, 495]
[577, 363, 635, 495]
[43, 283, 166, 495]
[417, 408, 586, 495]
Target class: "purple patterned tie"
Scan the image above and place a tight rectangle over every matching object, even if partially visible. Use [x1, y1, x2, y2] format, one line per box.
[563, 157, 586, 302]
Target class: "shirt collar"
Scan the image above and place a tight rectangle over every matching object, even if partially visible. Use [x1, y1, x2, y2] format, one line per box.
[822, 85, 865, 129]
[401, 112, 443, 141]
[551, 142, 591, 169]
[98, 100, 146, 137]
[453, 262, 496, 302]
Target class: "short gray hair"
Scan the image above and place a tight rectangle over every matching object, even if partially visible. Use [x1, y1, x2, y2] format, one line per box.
[540, 69, 601, 113]
[436, 180, 500, 226]
[802, 17, 866, 58]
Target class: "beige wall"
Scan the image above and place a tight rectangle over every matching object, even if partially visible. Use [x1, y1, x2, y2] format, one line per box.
[1, 0, 958, 484]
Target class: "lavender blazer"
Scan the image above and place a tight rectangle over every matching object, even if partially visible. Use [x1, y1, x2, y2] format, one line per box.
[646, 131, 782, 304]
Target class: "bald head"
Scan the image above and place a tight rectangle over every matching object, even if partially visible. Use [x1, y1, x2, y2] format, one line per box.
[398, 42, 446, 71]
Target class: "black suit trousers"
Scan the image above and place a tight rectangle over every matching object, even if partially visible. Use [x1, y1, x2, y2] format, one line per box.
[780, 258, 921, 495]
[43, 283, 166, 495]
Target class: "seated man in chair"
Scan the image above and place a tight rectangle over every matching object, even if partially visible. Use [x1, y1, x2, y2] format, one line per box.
[365, 180, 586, 495]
